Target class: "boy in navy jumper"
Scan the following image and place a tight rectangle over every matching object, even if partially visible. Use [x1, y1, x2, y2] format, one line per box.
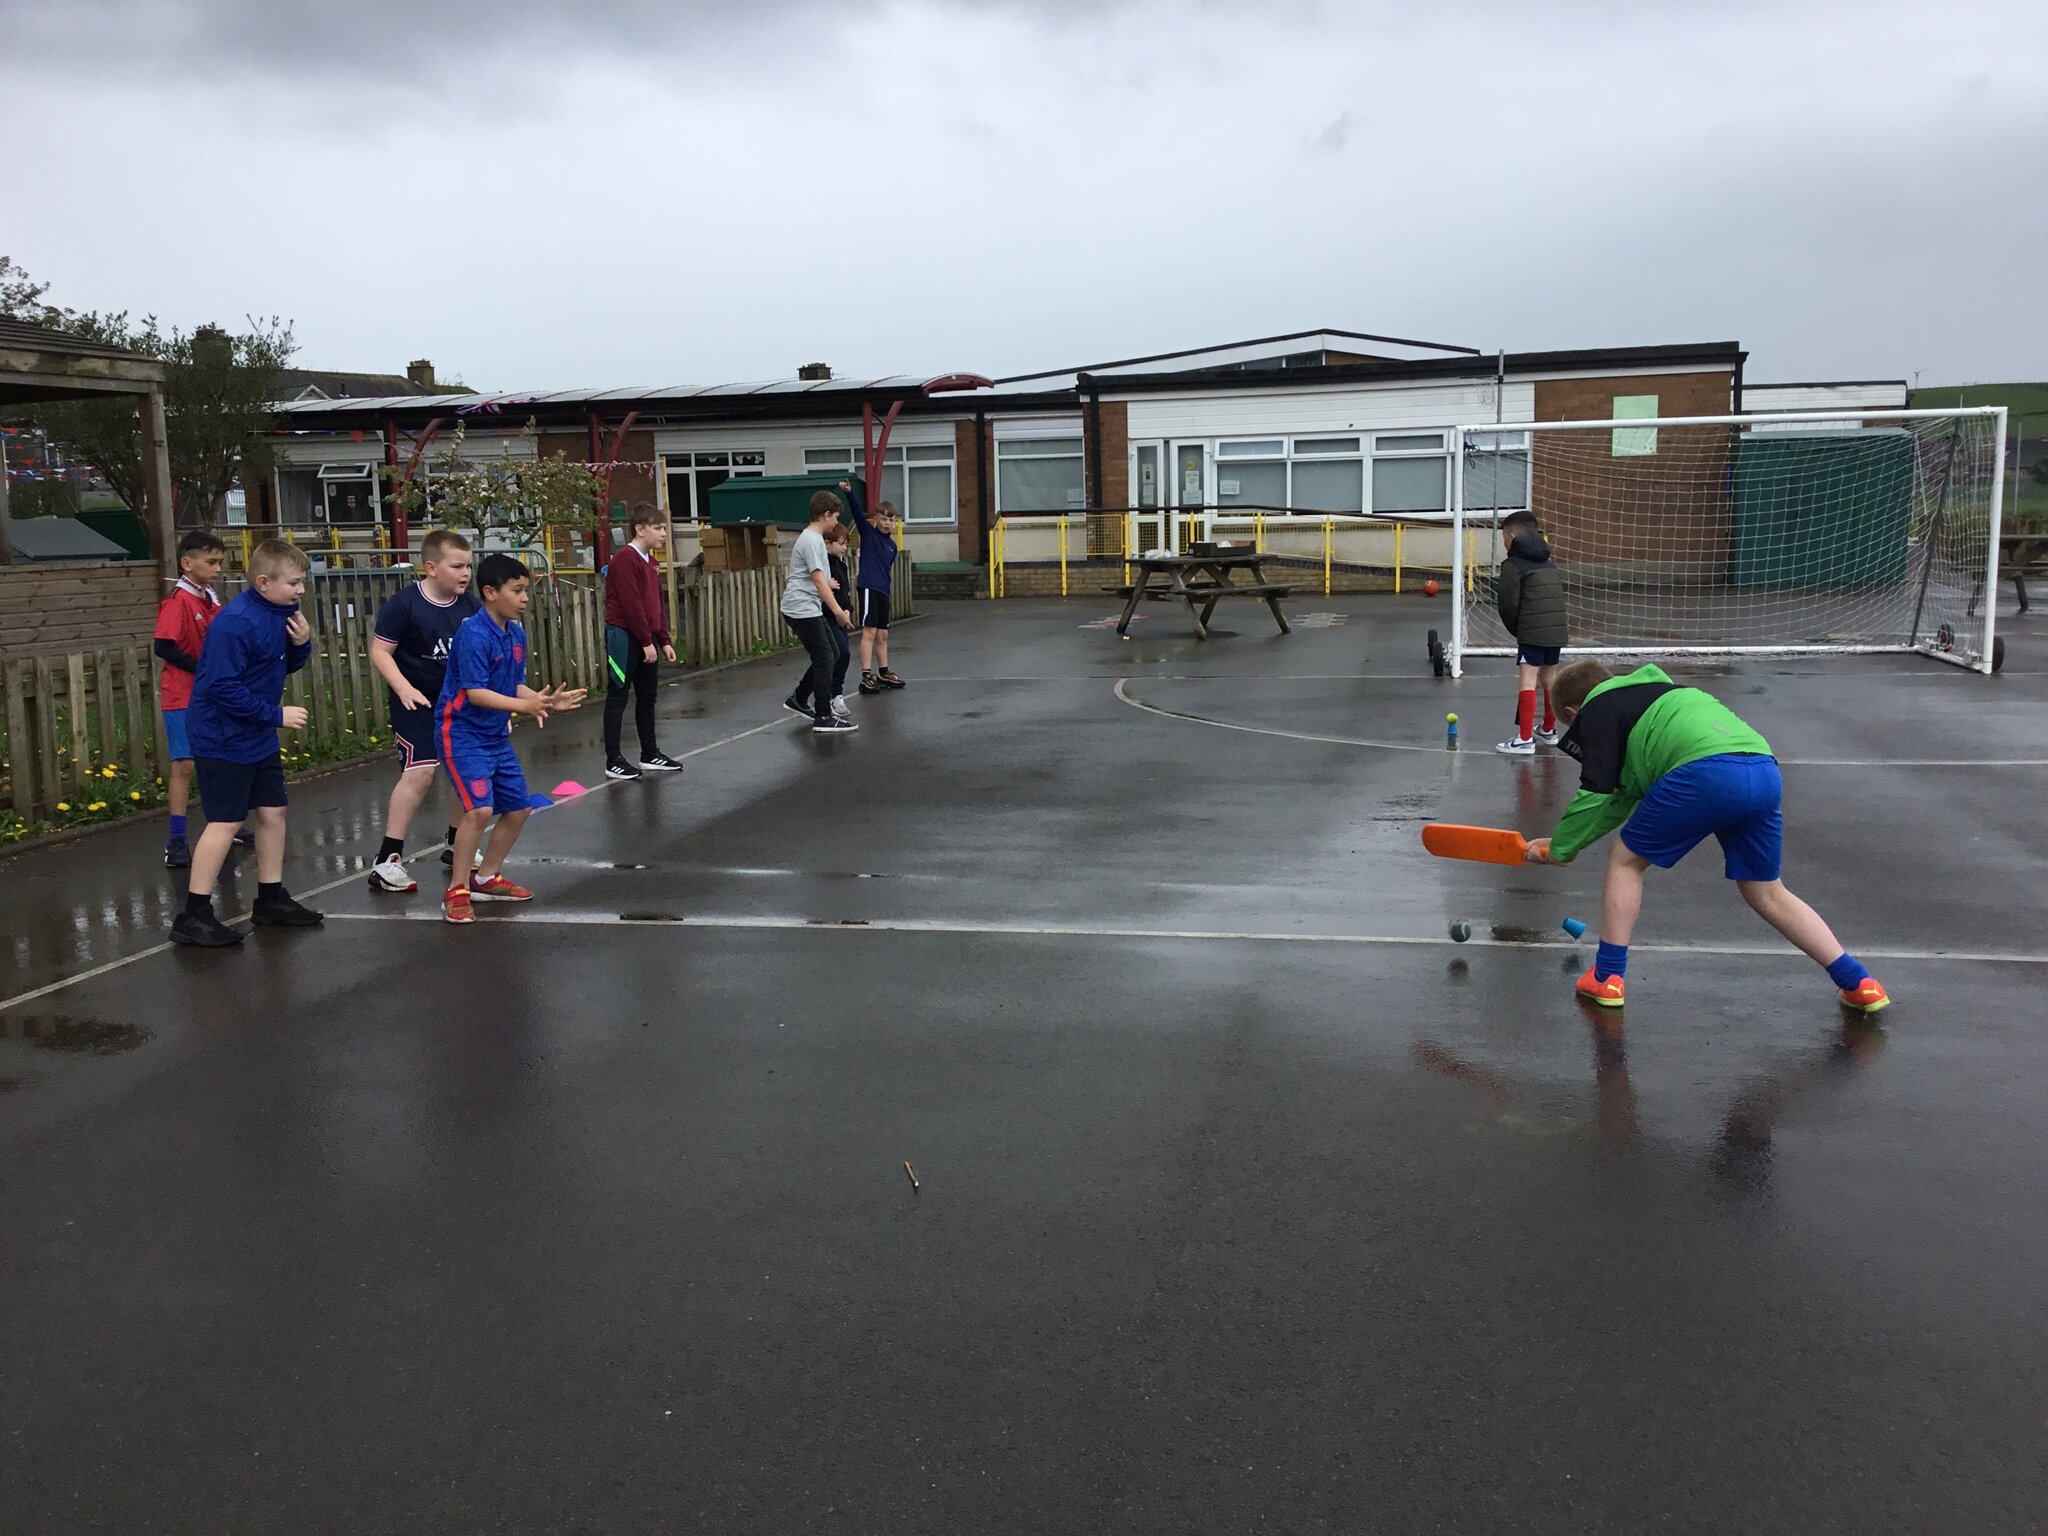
[367, 527, 480, 893]
[839, 480, 905, 692]
[601, 503, 680, 781]
[169, 538, 321, 948]
[438, 553, 586, 924]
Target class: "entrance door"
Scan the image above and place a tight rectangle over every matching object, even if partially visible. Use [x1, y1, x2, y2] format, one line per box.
[1129, 441, 1165, 554]
[1171, 441, 1209, 550]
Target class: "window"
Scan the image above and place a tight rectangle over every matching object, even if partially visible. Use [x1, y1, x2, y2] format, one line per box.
[1215, 439, 1286, 508]
[1612, 394, 1658, 457]
[1462, 430, 1530, 512]
[996, 436, 1085, 513]
[804, 443, 956, 524]
[1289, 435, 1364, 513]
[1371, 431, 1448, 515]
[661, 449, 764, 522]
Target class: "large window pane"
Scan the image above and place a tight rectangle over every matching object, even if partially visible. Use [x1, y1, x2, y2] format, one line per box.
[1462, 450, 1529, 511]
[1291, 458, 1364, 512]
[1216, 460, 1286, 507]
[907, 463, 953, 523]
[998, 450, 1084, 512]
[1373, 455, 1447, 513]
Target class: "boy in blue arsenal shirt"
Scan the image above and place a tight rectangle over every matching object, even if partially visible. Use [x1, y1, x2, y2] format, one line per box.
[169, 538, 322, 949]
[367, 528, 481, 893]
[436, 553, 586, 925]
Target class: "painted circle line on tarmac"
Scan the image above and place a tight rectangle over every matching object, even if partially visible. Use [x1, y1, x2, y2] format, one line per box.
[1112, 678, 2048, 768]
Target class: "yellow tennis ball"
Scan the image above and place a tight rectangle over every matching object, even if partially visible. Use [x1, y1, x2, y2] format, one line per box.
[1446, 712, 1459, 724]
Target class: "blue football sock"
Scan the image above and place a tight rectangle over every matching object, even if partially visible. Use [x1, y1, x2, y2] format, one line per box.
[1826, 953, 1871, 991]
[168, 814, 187, 840]
[1595, 941, 1628, 981]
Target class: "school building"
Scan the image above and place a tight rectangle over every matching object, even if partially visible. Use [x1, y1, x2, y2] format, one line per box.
[255, 328, 1905, 589]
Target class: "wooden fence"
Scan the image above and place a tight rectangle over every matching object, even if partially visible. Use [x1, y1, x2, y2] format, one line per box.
[0, 556, 911, 822]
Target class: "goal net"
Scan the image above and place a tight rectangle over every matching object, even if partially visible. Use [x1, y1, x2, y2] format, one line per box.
[1451, 408, 2007, 675]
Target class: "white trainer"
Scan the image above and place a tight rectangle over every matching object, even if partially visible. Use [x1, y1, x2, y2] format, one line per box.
[1534, 726, 1563, 745]
[368, 856, 418, 894]
[1495, 736, 1536, 756]
[830, 696, 852, 721]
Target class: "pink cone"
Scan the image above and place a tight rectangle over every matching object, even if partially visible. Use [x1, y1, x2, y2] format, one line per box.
[550, 780, 589, 797]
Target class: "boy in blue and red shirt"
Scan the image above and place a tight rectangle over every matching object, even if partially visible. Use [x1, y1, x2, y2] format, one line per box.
[436, 553, 586, 924]
[155, 528, 227, 868]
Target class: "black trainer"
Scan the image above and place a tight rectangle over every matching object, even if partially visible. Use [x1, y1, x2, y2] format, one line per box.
[605, 759, 643, 781]
[169, 908, 244, 948]
[232, 827, 257, 848]
[638, 753, 683, 773]
[858, 673, 882, 696]
[252, 891, 324, 928]
[783, 695, 813, 719]
[877, 669, 907, 690]
[163, 833, 192, 869]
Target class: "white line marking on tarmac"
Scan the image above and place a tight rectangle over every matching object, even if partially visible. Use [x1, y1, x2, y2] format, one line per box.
[1114, 679, 2048, 767]
[0, 715, 788, 1015]
[315, 909, 2048, 966]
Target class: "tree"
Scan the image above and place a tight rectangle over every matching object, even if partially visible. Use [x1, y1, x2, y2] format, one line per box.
[0, 255, 295, 525]
[381, 422, 607, 554]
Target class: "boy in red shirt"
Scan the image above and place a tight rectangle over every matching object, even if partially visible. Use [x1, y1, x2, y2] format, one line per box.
[601, 503, 681, 780]
[155, 529, 229, 868]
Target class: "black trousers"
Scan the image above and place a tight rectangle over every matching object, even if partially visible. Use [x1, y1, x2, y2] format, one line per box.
[603, 625, 660, 760]
[825, 614, 852, 699]
[785, 613, 837, 719]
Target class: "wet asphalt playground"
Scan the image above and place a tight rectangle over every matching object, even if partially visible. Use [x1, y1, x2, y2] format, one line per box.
[3, 592, 2046, 1534]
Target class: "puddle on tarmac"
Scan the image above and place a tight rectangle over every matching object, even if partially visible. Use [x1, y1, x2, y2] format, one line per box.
[0, 1015, 154, 1055]
[1488, 923, 1548, 944]
[618, 912, 685, 923]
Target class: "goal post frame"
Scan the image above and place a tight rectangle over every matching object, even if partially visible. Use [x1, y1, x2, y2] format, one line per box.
[1448, 406, 2008, 678]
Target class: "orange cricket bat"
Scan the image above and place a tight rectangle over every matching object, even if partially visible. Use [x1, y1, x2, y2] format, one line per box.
[1421, 823, 1530, 867]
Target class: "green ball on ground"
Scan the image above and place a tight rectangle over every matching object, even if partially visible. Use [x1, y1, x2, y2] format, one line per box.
[1449, 920, 1472, 943]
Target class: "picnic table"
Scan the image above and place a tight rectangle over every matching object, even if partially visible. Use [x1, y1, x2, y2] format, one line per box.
[1971, 531, 2048, 615]
[1107, 544, 1294, 639]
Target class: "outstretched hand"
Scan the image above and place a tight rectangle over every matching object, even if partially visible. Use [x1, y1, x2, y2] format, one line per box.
[527, 684, 588, 726]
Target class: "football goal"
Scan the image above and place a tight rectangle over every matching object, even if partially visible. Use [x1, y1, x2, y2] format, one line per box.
[1450, 407, 2008, 675]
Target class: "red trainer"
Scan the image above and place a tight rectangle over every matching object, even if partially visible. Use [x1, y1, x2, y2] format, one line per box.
[469, 873, 533, 903]
[1839, 977, 1890, 1013]
[1575, 966, 1626, 1008]
[442, 886, 475, 925]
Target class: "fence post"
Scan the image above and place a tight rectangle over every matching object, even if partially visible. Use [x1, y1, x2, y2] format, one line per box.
[1323, 519, 1332, 596]
[1058, 518, 1068, 597]
[1394, 523, 1404, 594]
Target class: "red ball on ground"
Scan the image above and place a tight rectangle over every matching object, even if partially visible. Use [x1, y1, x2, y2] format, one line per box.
[1422, 579, 1440, 597]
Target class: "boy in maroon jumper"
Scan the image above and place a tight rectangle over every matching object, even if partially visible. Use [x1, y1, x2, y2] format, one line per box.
[156, 528, 227, 868]
[602, 504, 680, 780]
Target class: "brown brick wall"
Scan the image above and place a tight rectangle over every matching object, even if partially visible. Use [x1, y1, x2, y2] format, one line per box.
[1095, 400, 1129, 512]
[0, 563, 161, 660]
[954, 418, 987, 565]
[1528, 371, 1737, 570]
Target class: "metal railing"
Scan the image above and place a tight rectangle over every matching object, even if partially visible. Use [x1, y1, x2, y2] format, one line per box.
[988, 507, 1481, 597]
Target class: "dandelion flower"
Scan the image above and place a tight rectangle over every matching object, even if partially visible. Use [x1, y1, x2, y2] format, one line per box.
[57, 802, 71, 812]
[88, 801, 106, 812]
[129, 791, 142, 801]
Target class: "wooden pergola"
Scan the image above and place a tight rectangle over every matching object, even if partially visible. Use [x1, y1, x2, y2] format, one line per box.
[0, 317, 175, 581]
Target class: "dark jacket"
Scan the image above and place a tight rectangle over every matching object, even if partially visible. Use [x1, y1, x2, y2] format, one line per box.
[1495, 530, 1568, 647]
[187, 588, 313, 763]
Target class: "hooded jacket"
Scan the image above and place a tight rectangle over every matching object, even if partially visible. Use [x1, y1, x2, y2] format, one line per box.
[1495, 530, 1568, 647]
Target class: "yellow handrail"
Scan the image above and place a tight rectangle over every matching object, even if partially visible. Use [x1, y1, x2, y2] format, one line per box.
[1057, 517, 1068, 596]
[1394, 522, 1404, 593]
[1323, 518, 1332, 595]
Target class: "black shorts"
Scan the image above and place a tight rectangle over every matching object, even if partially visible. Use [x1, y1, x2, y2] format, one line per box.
[857, 590, 892, 631]
[195, 754, 287, 822]
[1517, 644, 1563, 667]
[391, 701, 439, 769]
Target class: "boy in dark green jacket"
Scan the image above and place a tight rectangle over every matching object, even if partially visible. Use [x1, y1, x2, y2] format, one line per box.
[1494, 512, 1569, 755]
[1525, 659, 1888, 1014]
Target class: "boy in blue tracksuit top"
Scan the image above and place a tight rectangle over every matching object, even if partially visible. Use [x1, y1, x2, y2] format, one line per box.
[838, 478, 906, 693]
[436, 552, 586, 925]
[170, 538, 322, 948]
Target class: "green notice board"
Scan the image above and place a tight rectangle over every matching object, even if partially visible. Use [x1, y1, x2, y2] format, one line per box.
[1731, 430, 1912, 588]
[705, 473, 863, 529]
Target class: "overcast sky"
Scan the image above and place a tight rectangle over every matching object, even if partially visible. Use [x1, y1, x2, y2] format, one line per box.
[5, 0, 2044, 390]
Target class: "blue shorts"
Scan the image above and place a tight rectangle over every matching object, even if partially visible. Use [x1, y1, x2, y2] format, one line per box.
[162, 708, 192, 762]
[445, 736, 529, 814]
[195, 754, 287, 823]
[1621, 753, 1784, 882]
[1517, 644, 1563, 667]
[391, 701, 438, 769]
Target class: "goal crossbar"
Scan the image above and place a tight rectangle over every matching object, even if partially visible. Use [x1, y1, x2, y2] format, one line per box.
[1449, 407, 2008, 677]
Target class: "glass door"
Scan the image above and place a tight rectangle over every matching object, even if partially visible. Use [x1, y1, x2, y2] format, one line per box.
[1171, 441, 1209, 550]
[1129, 441, 1165, 555]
